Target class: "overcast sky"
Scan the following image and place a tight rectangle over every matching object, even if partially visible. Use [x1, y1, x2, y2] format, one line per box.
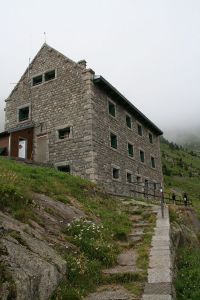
[1, 0, 200, 139]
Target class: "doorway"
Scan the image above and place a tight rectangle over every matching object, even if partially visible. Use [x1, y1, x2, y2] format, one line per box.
[18, 138, 27, 159]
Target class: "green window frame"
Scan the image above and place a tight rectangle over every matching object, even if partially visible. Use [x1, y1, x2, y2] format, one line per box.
[151, 156, 156, 168]
[110, 132, 118, 149]
[126, 115, 132, 128]
[128, 143, 134, 157]
[140, 150, 145, 163]
[108, 101, 116, 117]
[149, 133, 153, 144]
[18, 106, 29, 122]
[126, 172, 133, 183]
[138, 124, 143, 136]
[112, 167, 120, 179]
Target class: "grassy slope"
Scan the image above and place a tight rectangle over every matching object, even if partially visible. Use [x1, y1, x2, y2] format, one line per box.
[161, 140, 200, 300]
[161, 140, 200, 212]
[0, 157, 154, 299]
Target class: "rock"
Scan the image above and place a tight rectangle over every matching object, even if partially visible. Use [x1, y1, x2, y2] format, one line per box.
[1, 235, 66, 300]
[0, 192, 89, 300]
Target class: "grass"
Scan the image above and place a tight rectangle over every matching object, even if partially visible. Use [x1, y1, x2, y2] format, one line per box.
[161, 139, 200, 299]
[176, 248, 200, 300]
[0, 157, 135, 299]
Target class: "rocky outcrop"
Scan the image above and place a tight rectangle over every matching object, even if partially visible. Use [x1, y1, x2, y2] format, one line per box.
[0, 193, 86, 300]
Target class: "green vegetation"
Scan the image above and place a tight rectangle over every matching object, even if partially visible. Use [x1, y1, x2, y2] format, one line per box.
[176, 248, 200, 300]
[161, 138, 200, 300]
[1, 157, 147, 299]
[161, 138, 200, 211]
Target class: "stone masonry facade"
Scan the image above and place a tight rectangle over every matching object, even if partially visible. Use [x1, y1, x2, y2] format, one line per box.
[4, 43, 163, 196]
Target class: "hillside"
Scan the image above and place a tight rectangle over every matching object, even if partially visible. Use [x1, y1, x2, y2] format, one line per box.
[0, 157, 155, 300]
[161, 138, 200, 299]
[161, 138, 200, 211]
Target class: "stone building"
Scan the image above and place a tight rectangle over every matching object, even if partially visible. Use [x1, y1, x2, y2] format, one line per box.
[4, 43, 163, 195]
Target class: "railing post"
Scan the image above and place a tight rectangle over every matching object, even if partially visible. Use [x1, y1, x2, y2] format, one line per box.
[160, 187, 164, 218]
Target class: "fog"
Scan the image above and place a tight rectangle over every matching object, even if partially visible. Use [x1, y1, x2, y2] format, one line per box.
[1, 0, 200, 141]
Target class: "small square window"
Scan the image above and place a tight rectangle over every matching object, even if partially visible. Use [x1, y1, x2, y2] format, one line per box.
[57, 165, 70, 173]
[151, 156, 156, 168]
[32, 75, 43, 86]
[58, 127, 71, 139]
[45, 70, 56, 82]
[137, 124, 143, 136]
[108, 101, 116, 117]
[140, 150, 145, 163]
[128, 143, 134, 157]
[149, 133, 153, 144]
[112, 167, 119, 179]
[110, 132, 118, 149]
[126, 115, 132, 128]
[127, 172, 133, 183]
[18, 106, 29, 122]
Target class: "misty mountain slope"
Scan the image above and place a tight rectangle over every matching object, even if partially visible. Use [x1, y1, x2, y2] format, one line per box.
[161, 138, 200, 211]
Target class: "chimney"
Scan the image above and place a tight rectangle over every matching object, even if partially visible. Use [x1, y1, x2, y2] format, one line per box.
[77, 59, 87, 68]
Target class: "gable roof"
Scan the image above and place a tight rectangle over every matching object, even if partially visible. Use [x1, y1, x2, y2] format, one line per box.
[6, 43, 81, 101]
[93, 75, 163, 136]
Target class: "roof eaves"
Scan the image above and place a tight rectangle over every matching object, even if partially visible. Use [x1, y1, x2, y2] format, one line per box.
[93, 75, 163, 136]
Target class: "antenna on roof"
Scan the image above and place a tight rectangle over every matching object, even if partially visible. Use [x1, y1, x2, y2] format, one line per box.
[28, 57, 31, 78]
[44, 32, 47, 43]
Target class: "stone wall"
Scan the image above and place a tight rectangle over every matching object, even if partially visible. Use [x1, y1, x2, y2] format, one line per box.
[5, 44, 95, 180]
[90, 83, 163, 196]
[5, 43, 163, 196]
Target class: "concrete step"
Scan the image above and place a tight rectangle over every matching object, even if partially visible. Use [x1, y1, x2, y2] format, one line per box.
[84, 286, 134, 300]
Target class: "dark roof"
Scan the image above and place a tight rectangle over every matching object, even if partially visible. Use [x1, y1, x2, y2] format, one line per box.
[0, 131, 9, 138]
[93, 75, 163, 136]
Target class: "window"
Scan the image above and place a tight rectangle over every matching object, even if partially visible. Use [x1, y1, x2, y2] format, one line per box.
[32, 75, 43, 86]
[45, 70, 56, 82]
[128, 143, 134, 157]
[149, 133, 153, 144]
[110, 132, 118, 149]
[57, 165, 70, 173]
[108, 101, 116, 117]
[126, 115, 132, 128]
[18, 106, 29, 122]
[112, 167, 119, 179]
[32, 69, 56, 86]
[151, 156, 156, 168]
[140, 150, 145, 163]
[58, 127, 71, 139]
[127, 172, 133, 183]
[137, 124, 143, 136]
